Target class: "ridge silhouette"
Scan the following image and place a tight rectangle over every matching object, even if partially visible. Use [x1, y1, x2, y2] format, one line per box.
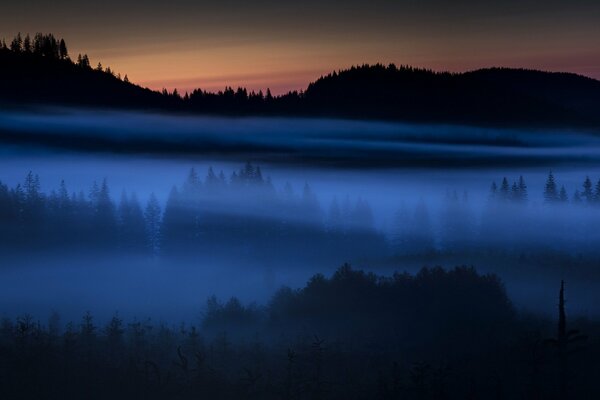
[2, 33, 600, 128]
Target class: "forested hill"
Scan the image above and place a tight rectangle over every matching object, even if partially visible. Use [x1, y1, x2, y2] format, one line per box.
[304, 66, 600, 127]
[0, 37, 173, 110]
[1, 33, 600, 128]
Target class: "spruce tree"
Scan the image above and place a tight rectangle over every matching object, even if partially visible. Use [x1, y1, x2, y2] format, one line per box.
[544, 172, 558, 203]
[489, 181, 497, 201]
[10, 33, 22, 52]
[145, 193, 162, 255]
[518, 176, 528, 203]
[582, 176, 593, 203]
[23, 34, 31, 53]
[594, 179, 600, 204]
[59, 38, 68, 59]
[499, 177, 510, 201]
[511, 182, 519, 202]
[559, 186, 568, 202]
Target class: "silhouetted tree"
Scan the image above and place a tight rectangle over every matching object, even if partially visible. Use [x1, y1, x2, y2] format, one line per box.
[544, 172, 559, 203]
[499, 177, 510, 201]
[546, 281, 587, 400]
[145, 193, 162, 255]
[489, 181, 498, 201]
[23, 34, 31, 53]
[59, 38, 68, 60]
[594, 179, 600, 204]
[582, 176, 593, 203]
[517, 175, 528, 203]
[118, 191, 147, 252]
[10, 32, 22, 52]
[559, 186, 568, 203]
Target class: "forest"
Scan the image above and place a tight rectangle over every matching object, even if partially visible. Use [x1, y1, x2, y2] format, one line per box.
[0, 265, 597, 399]
[2, 164, 600, 277]
[2, 33, 600, 127]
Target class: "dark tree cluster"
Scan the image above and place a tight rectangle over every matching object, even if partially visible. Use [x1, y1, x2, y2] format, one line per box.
[2, 32, 68, 59]
[389, 172, 600, 276]
[0, 172, 159, 255]
[0, 266, 596, 400]
[546, 173, 600, 205]
[159, 162, 386, 263]
[205, 264, 514, 347]
[0, 164, 387, 264]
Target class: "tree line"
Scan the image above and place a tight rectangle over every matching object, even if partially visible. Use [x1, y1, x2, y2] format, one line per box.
[4, 166, 600, 267]
[2, 32, 68, 59]
[0, 163, 384, 263]
[489, 171, 600, 205]
[1, 32, 129, 82]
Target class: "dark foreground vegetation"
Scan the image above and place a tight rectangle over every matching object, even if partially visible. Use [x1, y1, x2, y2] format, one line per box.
[2, 33, 600, 128]
[0, 265, 596, 399]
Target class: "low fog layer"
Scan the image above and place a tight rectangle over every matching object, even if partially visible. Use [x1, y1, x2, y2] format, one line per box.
[1, 109, 600, 322]
[1, 107, 600, 167]
[1, 162, 600, 321]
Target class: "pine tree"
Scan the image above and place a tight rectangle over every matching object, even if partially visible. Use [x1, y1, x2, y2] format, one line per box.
[489, 181, 498, 201]
[499, 177, 510, 201]
[546, 281, 587, 400]
[24, 171, 40, 201]
[145, 193, 162, 255]
[205, 166, 219, 187]
[93, 179, 117, 247]
[594, 179, 600, 204]
[544, 172, 558, 203]
[57, 179, 71, 217]
[511, 181, 519, 202]
[10, 33, 22, 52]
[160, 187, 178, 250]
[582, 176, 593, 203]
[518, 176, 528, 203]
[81, 54, 90, 68]
[118, 191, 146, 252]
[23, 34, 31, 53]
[559, 186, 568, 202]
[183, 167, 201, 196]
[59, 38, 68, 59]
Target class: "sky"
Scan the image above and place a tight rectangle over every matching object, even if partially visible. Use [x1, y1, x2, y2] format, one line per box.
[2, 0, 600, 94]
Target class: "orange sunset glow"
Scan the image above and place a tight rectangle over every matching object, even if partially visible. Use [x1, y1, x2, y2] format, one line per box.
[2, 0, 599, 94]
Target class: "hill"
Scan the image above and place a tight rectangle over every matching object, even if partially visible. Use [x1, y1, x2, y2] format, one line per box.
[1, 34, 599, 128]
[0, 47, 175, 110]
[303, 65, 600, 127]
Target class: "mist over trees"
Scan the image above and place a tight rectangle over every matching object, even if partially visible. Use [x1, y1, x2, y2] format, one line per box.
[2, 166, 600, 276]
[0, 163, 385, 264]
